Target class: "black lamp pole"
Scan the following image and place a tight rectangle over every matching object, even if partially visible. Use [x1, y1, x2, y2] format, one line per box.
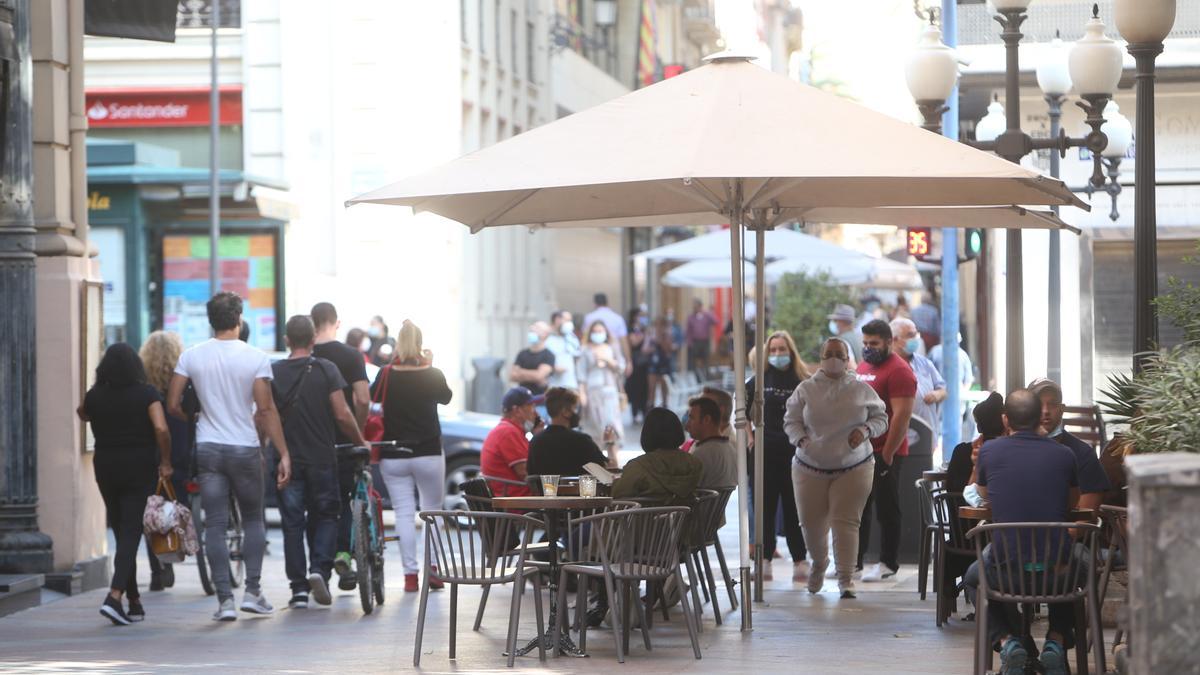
[1046, 92, 1065, 384]
[1129, 42, 1163, 373]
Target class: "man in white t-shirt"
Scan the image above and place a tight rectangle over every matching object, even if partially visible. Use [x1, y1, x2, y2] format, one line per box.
[167, 291, 292, 622]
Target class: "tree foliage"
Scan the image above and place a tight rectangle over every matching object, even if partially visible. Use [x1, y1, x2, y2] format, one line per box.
[770, 271, 854, 364]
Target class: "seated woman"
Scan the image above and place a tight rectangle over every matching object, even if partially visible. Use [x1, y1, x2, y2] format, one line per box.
[612, 407, 702, 506]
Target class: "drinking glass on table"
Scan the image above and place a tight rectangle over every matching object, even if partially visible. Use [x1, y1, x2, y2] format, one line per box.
[578, 475, 598, 498]
[541, 474, 561, 497]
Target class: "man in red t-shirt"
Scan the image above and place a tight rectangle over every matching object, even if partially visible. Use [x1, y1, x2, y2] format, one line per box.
[481, 387, 545, 497]
[855, 319, 917, 581]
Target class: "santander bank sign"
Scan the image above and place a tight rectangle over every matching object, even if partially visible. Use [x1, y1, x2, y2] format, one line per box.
[85, 87, 242, 128]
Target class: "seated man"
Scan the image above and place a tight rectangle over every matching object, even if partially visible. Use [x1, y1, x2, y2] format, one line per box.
[481, 387, 544, 497]
[685, 396, 737, 489]
[1028, 377, 1111, 512]
[966, 389, 1081, 675]
[527, 387, 611, 477]
[613, 407, 702, 506]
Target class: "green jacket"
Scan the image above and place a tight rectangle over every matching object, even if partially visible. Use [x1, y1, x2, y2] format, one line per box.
[612, 450, 703, 506]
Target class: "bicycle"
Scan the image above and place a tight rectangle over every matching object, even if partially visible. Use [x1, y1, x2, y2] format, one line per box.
[336, 441, 411, 614]
[187, 480, 244, 597]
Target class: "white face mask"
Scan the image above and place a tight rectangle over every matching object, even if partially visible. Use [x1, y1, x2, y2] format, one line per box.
[828, 320, 840, 335]
[561, 321, 575, 335]
[821, 357, 847, 377]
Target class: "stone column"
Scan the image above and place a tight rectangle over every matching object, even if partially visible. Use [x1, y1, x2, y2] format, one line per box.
[0, 0, 53, 574]
[1125, 453, 1200, 674]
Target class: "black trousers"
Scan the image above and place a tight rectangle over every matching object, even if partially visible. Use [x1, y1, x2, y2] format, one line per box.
[95, 457, 156, 597]
[760, 460, 806, 560]
[858, 454, 903, 571]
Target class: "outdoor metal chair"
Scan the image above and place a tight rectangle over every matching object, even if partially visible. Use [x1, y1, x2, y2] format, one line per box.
[1097, 505, 1129, 651]
[481, 473, 529, 497]
[967, 521, 1105, 675]
[705, 486, 740, 612]
[460, 477, 551, 631]
[552, 506, 701, 663]
[682, 488, 726, 627]
[931, 490, 972, 627]
[915, 478, 938, 601]
[413, 510, 547, 668]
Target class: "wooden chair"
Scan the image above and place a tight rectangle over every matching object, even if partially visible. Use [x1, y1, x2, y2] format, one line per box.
[1062, 404, 1107, 453]
[413, 510, 546, 668]
[967, 522, 1106, 675]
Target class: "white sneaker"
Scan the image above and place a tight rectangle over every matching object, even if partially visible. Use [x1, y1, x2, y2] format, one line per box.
[792, 560, 811, 582]
[861, 563, 898, 582]
[308, 573, 332, 606]
[806, 560, 826, 594]
[239, 592, 275, 615]
[212, 598, 237, 621]
[825, 566, 838, 580]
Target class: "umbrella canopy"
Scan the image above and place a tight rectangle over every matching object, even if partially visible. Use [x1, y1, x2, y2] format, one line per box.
[348, 56, 1085, 225]
[663, 253, 924, 290]
[348, 53, 1090, 626]
[638, 227, 863, 263]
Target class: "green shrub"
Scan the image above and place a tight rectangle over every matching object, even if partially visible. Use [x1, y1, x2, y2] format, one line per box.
[1126, 347, 1200, 454]
[770, 271, 854, 364]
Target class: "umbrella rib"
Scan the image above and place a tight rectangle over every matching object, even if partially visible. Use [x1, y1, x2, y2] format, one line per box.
[663, 179, 726, 213]
[1027, 176, 1090, 212]
[472, 189, 540, 231]
[744, 178, 804, 210]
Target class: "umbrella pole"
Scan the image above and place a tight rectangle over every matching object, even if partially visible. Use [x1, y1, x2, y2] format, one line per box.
[728, 185, 753, 632]
[753, 219, 767, 604]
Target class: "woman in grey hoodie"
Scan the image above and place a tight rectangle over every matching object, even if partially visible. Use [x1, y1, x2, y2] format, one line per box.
[784, 338, 888, 598]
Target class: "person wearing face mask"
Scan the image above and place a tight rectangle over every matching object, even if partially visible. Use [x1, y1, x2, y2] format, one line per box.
[1028, 377, 1110, 513]
[783, 338, 888, 598]
[827, 304, 864, 363]
[579, 320, 626, 450]
[545, 310, 581, 390]
[366, 316, 396, 367]
[527, 387, 611, 476]
[746, 330, 811, 582]
[854, 319, 917, 582]
[509, 321, 556, 398]
[481, 387, 546, 498]
[890, 318, 947, 452]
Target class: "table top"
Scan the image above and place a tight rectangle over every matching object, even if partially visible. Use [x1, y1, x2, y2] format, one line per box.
[923, 470, 948, 482]
[493, 496, 612, 510]
[958, 506, 1097, 522]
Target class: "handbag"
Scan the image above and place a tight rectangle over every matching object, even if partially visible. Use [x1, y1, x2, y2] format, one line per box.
[143, 477, 198, 564]
[364, 367, 390, 442]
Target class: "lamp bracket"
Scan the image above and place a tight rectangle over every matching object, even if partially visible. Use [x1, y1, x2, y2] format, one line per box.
[1076, 93, 1111, 188]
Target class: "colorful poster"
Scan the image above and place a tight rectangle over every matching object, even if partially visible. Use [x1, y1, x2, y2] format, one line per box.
[162, 233, 279, 352]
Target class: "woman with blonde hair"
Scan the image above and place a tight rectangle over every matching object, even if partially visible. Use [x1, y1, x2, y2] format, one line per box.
[139, 330, 192, 591]
[746, 329, 812, 581]
[370, 320, 453, 592]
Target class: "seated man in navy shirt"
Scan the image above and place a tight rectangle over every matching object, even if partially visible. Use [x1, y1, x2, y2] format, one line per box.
[968, 389, 1080, 675]
[1028, 377, 1111, 513]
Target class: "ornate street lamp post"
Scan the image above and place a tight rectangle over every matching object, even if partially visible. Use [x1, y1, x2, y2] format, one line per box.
[906, 1, 1124, 392]
[1115, 0, 1177, 372]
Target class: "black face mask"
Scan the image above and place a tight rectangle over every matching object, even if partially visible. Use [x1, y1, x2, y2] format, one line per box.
[862, 345, 889, 366]
[566, 411, 582, 429]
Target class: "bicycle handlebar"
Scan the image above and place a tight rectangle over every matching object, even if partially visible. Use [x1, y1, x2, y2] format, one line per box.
[334, 441, 414, 461]
[334, 441, 397, 449]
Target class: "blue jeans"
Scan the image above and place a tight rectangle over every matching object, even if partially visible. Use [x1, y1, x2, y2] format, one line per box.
[278, 462, 341, 593]
[196, 443, 267, 602]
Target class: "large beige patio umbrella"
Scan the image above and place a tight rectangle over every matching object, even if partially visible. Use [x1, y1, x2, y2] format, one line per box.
[348, 53, 1085, 630]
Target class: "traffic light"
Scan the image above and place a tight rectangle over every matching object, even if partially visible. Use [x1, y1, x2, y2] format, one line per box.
[963, 228, 983, 261]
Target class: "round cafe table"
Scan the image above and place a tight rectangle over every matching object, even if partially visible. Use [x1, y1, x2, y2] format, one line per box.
[958, 506, 1097, 522]
[493, 495, 612, 658]
[922, 469, 948, 483]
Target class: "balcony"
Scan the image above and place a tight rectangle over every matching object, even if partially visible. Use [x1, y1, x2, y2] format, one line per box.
[683, 0, 721, 46]
[176, 0, 241, 29]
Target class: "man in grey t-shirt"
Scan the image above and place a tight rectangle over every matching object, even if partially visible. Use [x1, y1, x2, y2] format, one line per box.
[686, 397, 737, 488]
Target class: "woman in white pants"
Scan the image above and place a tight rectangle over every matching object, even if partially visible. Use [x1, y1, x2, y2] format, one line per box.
[783, 338, 888, 598]
[370, 321, 453, 592]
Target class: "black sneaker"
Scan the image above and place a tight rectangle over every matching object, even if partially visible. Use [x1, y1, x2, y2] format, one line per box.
[127, 598, 145, 622]
[100, 596, 131, 626]
[161, 564, 175, 589]
[288, 593, 308, 609]
[337, 570, 357, 591]
[149, 574, 164, 591]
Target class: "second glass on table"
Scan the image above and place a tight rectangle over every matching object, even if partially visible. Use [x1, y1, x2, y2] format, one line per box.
[578, 475, 598, 498]
[540, 474, 561, 497]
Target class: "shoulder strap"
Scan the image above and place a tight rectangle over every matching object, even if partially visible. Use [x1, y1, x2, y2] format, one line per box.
[372, 367, 390, 406]
[278, 357, 315, 420]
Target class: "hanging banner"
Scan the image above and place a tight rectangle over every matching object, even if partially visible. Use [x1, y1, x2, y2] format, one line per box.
[85, 0, 178, 43]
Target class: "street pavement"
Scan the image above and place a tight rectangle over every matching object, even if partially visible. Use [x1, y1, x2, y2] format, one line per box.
[0, 497, 981, 674]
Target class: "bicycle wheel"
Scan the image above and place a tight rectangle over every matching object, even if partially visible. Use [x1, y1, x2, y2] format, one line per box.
[372, 497, 386, 606]
[227, 495, 245, 589]
[191, 493, 215, 596]
[352, 498, 374, 614]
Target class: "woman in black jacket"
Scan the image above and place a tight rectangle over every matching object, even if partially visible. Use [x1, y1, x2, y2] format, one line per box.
[746, 330, 811, 581]
[78, 344, 173, 625]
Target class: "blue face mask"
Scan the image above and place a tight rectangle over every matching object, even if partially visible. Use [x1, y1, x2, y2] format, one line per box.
[590, 332, 607, 344]
[768, 354, 791, 370]
[527, 331, 539, 346]
[904, 337, 921, 355]
[862, 346, 887, 366]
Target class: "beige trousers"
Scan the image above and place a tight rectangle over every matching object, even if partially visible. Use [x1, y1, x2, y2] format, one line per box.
[792, 458, 875, 585]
